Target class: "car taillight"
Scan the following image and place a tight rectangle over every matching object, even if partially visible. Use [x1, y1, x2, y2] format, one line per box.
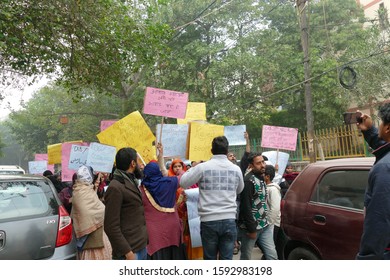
[56, 205, 73, 247]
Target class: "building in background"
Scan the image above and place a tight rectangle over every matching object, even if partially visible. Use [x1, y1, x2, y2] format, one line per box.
[358, 0, 390, 26]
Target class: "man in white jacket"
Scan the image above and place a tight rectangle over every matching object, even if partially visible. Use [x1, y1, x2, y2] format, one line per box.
[180, 136, 244, 260]
[264, 164, 282, 259]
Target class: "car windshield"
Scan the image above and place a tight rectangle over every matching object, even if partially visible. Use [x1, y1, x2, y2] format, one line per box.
[0, 181, 51, 220]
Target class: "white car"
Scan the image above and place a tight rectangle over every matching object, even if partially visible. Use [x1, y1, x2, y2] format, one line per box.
[0, 165, 26, 175]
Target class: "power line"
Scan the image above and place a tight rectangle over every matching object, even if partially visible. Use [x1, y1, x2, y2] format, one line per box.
[171, 0, 226, 42]
[239, 48, 390, 106]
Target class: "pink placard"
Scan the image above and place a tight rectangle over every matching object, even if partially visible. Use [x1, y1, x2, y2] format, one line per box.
[34, 153, 54, 173]
[61, 142, 89, 182]
[261, 125, 298, 151]
[143, 87, 189, 119]
[100, 120, 117, 132]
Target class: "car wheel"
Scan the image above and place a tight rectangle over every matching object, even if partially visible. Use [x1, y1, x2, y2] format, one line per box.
[288, 247, 319, 260]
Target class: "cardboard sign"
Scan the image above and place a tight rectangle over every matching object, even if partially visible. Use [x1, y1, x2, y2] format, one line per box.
[261, 125, 298, 151]
[28, 161, 48, 174]
[68, 144, 90, 171]
[224, 125, 246, 146]
[261, 150, 290, 175]
[97, 111, 156, 163]
[47, 143, 62, 165]
[86, 142, 116, 173]
[188, 122, 224, 161]
[34, 154, 54, 173]
[185, 188, 202, 248]
[143, 87, 189, 119]
[61, 142, 88, 182]
[177, 102, 206, 124]
[100, 120, 117, 132]
[156, 124, 189, 159]
[47, 140, 82, 165]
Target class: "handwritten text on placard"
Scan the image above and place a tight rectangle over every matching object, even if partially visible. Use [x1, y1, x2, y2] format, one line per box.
[261, 125, 298, 151]
[28, 161, 48, 174]
[86, 142, 116, 173]
[143, 87, 189, 119]
[156, 124, 189, 159]
[69, 144, 90, 170]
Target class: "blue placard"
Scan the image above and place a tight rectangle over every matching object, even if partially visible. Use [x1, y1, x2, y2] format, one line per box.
[28, 161, 47, 174]
[86, 142, 116, 173]
[68, 145, 89, 170]
[224, 125, 246, 146]
[156, 124, 189, 159]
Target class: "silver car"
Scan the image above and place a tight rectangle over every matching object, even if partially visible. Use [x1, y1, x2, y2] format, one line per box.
[0, 175, 77, 259]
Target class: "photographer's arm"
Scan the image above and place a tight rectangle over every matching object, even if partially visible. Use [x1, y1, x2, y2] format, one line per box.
[357, 111, 386, 150]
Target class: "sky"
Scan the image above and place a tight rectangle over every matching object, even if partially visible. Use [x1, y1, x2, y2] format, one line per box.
[0, 77, 49, 121]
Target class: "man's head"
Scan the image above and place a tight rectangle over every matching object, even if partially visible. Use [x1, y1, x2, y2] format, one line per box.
[227, 152, 237, 164]
[378, 102, 390, 142]
[264, 165, 276, 184]
[248, 152, 266, 176]
[43, 170, 53, 177]
[115, 147, 143, 179]
[211, 136, 229, 155]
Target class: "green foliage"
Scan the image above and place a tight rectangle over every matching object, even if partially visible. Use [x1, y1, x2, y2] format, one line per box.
[5, 85, 123, 156]
[0, 131, 5, 157]
[2, 0, 389, 145]
[145, 0, 384, 134]
[0, 0, 174, 100]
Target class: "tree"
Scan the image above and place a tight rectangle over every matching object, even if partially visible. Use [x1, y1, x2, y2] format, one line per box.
[146, 0, 382, 137]
[0, 130, 5, 157]
[0, 0, 173, 111]
[5, 85, 123, 156]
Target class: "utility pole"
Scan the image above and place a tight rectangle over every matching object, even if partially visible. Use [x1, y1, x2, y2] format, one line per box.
[296, 0, 316, 163]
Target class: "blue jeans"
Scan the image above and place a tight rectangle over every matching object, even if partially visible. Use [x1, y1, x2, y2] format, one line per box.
[239, 225, 278, 260]
[112, 247, 147, 260]
[200, 219, 237, 260]
[135, 247, 147, 260]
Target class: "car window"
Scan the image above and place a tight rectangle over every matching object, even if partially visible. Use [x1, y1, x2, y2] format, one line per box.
[310, 170, 368, 210]
[0, 180, 55, 220]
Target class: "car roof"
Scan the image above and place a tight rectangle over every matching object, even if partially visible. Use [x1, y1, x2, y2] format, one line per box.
[0, 174, 45, 180]
[0, 165, 25, 170]
[306, 157, 375, 168]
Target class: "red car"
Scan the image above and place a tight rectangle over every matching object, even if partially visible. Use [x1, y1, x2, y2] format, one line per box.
[280, 157, 374, 260]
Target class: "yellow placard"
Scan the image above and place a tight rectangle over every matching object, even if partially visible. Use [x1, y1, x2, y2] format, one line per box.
[188, 122, 224, 161]
[47, 143, 62, 165]
[177, 102, 206, 124]
[97, 111, 156, 163]
[47, 140, 82, 165]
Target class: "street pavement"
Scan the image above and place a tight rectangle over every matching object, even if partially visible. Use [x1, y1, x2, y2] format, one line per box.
[233, 246, 263, 260]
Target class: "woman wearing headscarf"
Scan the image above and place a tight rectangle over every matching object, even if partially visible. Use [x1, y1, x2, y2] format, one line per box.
[156, 143, 203, 259]
[141, 160, 186, 259]
[71, 165, 112, 260]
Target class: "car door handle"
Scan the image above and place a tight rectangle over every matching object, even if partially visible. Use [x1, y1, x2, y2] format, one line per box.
[0, 231, 5, 249]
[313, 215, 326, 225]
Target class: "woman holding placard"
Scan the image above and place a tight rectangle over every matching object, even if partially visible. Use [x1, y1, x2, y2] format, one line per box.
[157, 143, 203, 260]
[140, 160, 186, 259]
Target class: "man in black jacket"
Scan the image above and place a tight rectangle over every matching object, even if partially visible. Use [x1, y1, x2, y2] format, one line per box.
[356, 103, 390, 260]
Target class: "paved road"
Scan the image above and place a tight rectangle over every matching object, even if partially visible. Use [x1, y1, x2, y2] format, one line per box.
[233, 246, 263, 260]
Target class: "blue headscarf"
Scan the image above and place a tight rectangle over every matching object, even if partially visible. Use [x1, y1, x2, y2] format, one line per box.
[141, 161, 178, 208]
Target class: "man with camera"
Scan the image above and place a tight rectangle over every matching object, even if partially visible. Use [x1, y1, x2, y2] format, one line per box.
[355, 103, 390, 260]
